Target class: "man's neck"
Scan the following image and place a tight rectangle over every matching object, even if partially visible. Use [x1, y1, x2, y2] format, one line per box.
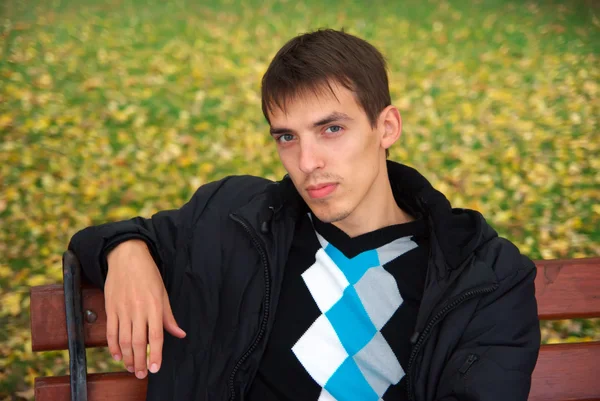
[332, 170, 414, 238]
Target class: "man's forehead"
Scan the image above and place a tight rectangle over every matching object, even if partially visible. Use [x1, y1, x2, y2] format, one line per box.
[267, 84, 360, 125]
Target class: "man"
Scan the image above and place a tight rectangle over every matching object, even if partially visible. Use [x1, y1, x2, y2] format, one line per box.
[68, 29, 540, 401]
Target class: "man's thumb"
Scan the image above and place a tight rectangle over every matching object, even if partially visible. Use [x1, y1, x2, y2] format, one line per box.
[163, 294, 186, 338]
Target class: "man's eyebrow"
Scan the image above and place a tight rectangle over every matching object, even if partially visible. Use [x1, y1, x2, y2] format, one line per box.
[269, 112, 353, 135]
[313, 112, 353, 127]
[269, 127, 293, 136]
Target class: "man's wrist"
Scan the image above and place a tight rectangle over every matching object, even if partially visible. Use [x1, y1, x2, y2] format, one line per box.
[106, 239, 148, 268]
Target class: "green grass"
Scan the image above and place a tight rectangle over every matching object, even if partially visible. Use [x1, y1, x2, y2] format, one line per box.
[0, 0, 599, 397]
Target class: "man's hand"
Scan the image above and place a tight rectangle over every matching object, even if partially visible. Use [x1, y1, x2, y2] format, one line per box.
[104, 240, 186, 379]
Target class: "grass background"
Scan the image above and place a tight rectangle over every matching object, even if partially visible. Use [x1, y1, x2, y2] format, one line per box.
[0, 0, 599, 398]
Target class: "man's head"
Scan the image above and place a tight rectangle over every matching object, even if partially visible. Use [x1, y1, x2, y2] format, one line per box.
[261, 29, 402, 226]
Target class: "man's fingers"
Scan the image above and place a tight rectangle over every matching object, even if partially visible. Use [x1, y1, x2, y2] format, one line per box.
[132, 318, 148, 379]
[103, 242, 170, 378]
[147, 309, 163, 374]
[119, 317, 134, 373]
[106, 311, 121, 361]
[163, 291, 186, 338]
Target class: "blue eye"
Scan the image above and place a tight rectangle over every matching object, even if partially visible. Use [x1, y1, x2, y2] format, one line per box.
[277, 134, 295, 143]
[325, 125, 342, 134]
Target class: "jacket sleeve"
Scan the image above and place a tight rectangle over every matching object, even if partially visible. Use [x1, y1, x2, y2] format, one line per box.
[435, 253, 541, 401]
[67, 178, 230, 289]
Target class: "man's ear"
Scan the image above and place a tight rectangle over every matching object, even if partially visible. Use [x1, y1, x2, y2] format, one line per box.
[378, 105, 402, 151]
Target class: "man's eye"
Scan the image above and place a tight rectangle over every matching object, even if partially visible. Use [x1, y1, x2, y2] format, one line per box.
[277, 134, 295, 143]
[325, 125, 342, 134]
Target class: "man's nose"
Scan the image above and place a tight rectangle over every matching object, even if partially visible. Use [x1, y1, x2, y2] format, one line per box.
[298, 140, 324, 174]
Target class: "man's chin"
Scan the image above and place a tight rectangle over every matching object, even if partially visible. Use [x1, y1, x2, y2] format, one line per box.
[308, 205, 351, 224]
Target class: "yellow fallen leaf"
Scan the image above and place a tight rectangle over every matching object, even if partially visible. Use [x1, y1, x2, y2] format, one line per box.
[1, 292, 23, 316]
[107, 206, 139, 220]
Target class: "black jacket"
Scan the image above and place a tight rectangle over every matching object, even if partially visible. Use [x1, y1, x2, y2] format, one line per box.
[69, 161, 541, 401]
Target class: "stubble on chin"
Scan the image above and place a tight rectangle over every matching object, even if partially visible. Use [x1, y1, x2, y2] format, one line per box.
[321, 210, 352, 224]
[309, 200, 352, 224]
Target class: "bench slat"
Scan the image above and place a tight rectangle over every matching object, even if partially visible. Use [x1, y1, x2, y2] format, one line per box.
[530, 341, 600, 401]
[534, 257, 600, 320]
[32, 344, 600, 401]
[30, 284, 107, 351]
[34, 372, 147, 401]
[30, 257, 600, 351]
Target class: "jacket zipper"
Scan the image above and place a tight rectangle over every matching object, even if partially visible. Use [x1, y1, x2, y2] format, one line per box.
[459, 353, 479, 376]
[228, 214, 271, 401]
[406, 284, 498, 401]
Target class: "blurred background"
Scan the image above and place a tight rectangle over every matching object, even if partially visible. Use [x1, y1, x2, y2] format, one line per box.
[0, 0, 598, 398]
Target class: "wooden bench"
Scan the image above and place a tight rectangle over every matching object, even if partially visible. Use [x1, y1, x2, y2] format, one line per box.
[29, 252, 600, 401]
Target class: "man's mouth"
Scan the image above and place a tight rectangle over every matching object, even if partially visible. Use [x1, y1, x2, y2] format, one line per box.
[306, 183, 337, 199]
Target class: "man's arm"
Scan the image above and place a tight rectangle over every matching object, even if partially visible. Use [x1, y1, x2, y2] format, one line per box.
[67, 178, 230, 289]
[68, 210, 178, 289]
[65, 178, 231, 379]
[435, 252, 541, 401]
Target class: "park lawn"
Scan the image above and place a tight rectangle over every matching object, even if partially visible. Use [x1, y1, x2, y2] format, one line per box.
[0, 0, 598, 397]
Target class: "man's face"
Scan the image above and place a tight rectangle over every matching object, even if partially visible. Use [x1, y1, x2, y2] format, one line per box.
[268, 83, 389, 224]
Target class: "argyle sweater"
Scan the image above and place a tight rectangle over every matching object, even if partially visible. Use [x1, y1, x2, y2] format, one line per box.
[247, 212, 429, 401]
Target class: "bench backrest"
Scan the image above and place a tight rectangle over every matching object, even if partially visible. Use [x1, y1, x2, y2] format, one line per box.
[30, 253, 600, 401]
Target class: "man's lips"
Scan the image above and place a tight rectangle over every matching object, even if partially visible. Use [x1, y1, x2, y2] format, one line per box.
[306, 183, 337, 199]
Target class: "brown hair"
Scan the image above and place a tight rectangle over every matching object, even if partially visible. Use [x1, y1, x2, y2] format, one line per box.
[261, 29, 392, 132]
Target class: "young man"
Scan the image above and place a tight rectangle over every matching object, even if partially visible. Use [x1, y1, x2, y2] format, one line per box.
[68, 29, 540, 401]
